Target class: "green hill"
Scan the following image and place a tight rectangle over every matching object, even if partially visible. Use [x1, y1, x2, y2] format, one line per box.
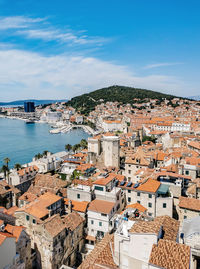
[66, 85, 180, 115]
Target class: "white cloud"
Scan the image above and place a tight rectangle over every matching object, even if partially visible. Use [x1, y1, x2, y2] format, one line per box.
[0, 16, 44, 30]
[144, 62, 183, 69]
[0, 48, 188, 101]
[17, 29, 108, 45]
[0, 16, 109, 46]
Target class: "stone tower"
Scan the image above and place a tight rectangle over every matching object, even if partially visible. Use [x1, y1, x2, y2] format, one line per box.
[102, 135, 120, 168]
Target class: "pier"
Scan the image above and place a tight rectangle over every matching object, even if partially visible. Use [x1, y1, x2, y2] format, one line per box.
[49, 124, 98, 136]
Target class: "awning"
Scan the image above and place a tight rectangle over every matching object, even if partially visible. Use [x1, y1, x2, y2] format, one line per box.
[85, 235, 96, 241]
[157, 184, 169, 195]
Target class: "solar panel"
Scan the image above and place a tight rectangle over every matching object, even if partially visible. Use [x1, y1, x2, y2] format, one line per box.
[127, 182, 132, 187]
[120, 181, 125, 186]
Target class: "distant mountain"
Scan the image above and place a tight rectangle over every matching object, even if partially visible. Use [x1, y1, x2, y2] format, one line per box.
[66, 85, 183, 115]
[0, 99, 67, 107]
[188, 96, 200, 101]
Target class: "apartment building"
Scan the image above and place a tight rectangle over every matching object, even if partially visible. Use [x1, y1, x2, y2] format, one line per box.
[87, 199, 116, 240]
[9, 165, 39, 192]
[120, 179, 173, 218]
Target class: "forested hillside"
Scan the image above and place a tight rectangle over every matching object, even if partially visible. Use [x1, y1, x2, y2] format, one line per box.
[66, 85, 181, 115]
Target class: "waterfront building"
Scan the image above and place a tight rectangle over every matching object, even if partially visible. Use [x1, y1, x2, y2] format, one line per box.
[24, 102, 35, 113]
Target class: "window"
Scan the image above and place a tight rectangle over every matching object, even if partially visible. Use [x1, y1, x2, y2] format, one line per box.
[26, 215, 29, 221]
[148, 202, 152, 208]
[137, 192, 140, 197]
[184, 216, 187, 219]
[101, 213, 107, 217]
[128, 170, 131, 174]
[94, 186, 104, 191]
[163, 203, 167, 208]
[32, 219, 36, 224]
[99, 222, 102, 226]
[148, 194, 152, 198]
[185, 170, 189, 175]
[91, 220, 94, 225]
[128, 197, 131, 202]
[77, 193, 80, 199]
[137, 201, 140, 204]
[148, 213, 152, 216]
[128, 177, 131, 181]
[184, 209, 187, 213]
[128, 190, 131, 193]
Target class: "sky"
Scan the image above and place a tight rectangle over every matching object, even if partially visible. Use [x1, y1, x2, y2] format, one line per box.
[0, 0, 200, 101]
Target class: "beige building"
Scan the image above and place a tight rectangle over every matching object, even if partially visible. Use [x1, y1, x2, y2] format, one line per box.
[178, 196, 200, 222]
[14, 191, 85, 269]
[0, 180, 21, 209]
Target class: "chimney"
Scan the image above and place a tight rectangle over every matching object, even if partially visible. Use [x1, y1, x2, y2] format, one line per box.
[68, 200, 72, 213]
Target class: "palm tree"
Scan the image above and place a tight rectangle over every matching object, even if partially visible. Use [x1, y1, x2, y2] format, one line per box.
[72, 144, 80, 153]
[65, 144, 72, 152]
[0, 165, 8, 179]
[14, 163, 21, 171]
[3, 158, 10, 181]
[80, 139, 88, 149]
[4, 157, 10, 169]
[35, 153, 43, 160]
[43, 150, 48, 157]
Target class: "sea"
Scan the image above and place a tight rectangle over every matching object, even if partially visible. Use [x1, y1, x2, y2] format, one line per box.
[0, 117, 90, 168]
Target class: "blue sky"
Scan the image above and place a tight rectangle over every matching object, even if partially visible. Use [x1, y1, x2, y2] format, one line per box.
[0, 0, 199, 101]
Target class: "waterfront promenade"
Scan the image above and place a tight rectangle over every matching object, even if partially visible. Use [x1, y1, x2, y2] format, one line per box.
[49, 123, 98, 136]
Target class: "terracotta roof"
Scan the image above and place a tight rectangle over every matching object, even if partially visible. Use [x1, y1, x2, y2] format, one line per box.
[130, 215, 179, 240]
[94, 174, 115, 186]
[16, 192, 62, 219]
[130, 220, 161, 234]
[188, 140, 200, 150]
[64, 211, 84, 231]
[44, 212, 84, 237]
[154, 216, 180, 241]
[78, 233, 118, 269]
[136, 179, 160, 193]
[6, 206, 19, 216]
[126, 203, 147, 213]
[4, 224, 25, 242]
[64, 199, 89, 213]
[73, 179, 93, 187]
[88, 199, 115, 214]
[76, 163, 94, 172]
[19, 192, 37, 203]
[149, 239, 190, 269]
[0, 231, 15, 245]
[179, 196, 200, 212]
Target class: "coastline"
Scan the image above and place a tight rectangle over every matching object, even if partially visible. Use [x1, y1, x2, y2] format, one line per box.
[0, 114, 97, 135]
[0, 117, 91, 168]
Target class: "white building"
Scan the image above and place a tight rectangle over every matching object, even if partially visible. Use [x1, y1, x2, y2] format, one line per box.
[101, 119, 123, 132]
[0, 232, 24, 269]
